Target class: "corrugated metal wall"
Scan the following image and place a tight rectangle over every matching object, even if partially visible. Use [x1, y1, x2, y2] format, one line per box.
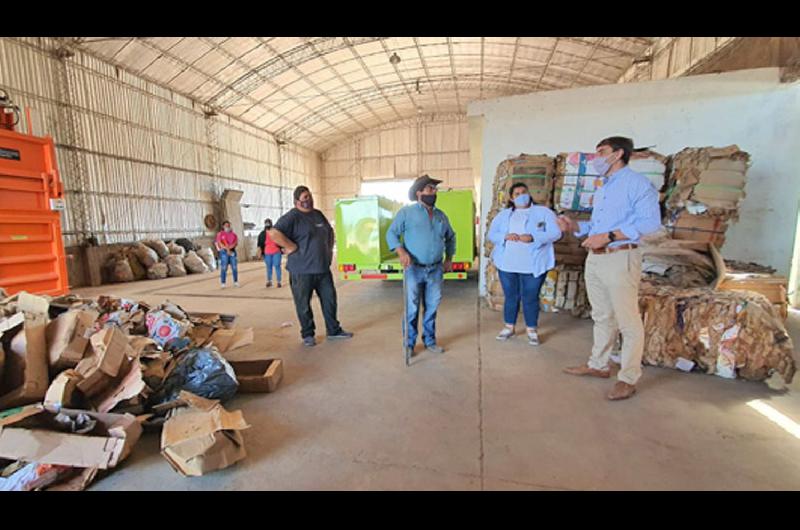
[0, 37, 321, 246]
[320, 114, 473, 217]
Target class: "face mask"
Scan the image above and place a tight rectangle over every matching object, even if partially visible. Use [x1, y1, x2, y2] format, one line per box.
[420, 194, 437, 207]
[513, 193, 531, 208]
[300, 199, 313, 209]
[264, 223, 272, 230]
[224, 227, 231, 232]
[591, 154, 612, 176]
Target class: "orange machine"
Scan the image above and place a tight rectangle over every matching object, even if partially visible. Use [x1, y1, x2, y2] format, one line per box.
[0, 90, 69, 296]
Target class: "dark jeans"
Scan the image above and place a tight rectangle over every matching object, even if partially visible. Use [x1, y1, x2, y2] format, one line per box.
[289, 271, 342, 338]
[403, 263, 444, 348]
[498, 269, 547, 328]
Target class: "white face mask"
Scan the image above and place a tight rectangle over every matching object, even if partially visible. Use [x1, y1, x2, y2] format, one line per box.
[224, 227, 231, 232]
[591, 154, 612, 176]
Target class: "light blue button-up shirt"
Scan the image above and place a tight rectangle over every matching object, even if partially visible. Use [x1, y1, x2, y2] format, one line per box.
[575, 165, 661, 247]
[387, 203, 456, 265]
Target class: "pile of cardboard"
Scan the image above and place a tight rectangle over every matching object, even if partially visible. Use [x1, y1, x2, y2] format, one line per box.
[540, 266, 591, 318]
[718, 267, 790, 320]
[0, 291, 281, 490]
[663, 145, 750, 250]
[638, 284, 795, 384]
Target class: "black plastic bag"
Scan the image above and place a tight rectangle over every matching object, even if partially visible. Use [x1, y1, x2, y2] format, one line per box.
[154, 347, 239, 404]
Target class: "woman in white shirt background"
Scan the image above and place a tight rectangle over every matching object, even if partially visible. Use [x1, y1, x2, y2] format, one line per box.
[487, 183, 563, 345]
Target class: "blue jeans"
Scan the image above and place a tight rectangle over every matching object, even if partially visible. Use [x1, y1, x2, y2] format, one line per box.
[263, 252, 282, 282]
[219, 250, 238, 284]
[498, 269, 546, 328]
[403, 263, 444, 348]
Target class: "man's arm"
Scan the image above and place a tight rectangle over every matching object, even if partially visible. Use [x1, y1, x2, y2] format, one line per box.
[386, 209, 411, 268]
[443, 214, 456, 267]
[268, 228, 297, 255]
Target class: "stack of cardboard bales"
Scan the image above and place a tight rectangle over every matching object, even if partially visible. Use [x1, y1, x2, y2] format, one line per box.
[484, 154, 555, 311]
[663, 145, 749, 250]
[717, 262, 790, 320]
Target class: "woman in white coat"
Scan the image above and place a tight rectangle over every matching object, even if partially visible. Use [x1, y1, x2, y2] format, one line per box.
[487, 182, 562, 345]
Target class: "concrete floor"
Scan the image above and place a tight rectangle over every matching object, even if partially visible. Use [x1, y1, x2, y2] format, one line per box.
[73, 262, 800, 490]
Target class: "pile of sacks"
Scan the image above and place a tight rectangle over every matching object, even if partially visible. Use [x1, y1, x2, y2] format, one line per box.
[638, 284, 795, 384]
[0, 290, 261, 490]
[104, 238, 217, 284]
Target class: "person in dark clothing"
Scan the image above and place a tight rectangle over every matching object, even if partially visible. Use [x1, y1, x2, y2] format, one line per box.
[257, 218, 282, 287]
[269, 185, 353, 347]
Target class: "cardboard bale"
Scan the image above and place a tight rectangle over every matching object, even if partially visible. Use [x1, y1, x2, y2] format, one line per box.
[160, 391, 250, 477]
[45, 309, 99, 371]
[718, 273, 789, 321]
[0, 405, 142, 470]
[230, 359, 283, 393]
[664, 211, 728, 247]
[553, 152, 602, 212]
[638, 285, 795, 383]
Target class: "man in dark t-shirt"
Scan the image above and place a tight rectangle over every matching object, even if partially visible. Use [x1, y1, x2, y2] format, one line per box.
[269, 185, 353, 347]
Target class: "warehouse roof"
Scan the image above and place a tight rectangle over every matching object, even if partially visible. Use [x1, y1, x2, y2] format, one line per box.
[69, 37, 656, 151]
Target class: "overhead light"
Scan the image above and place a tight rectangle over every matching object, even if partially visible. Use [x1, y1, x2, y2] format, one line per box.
[389, 52, 401, 65]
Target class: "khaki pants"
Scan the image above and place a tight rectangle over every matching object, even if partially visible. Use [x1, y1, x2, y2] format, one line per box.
[584, 248, 644, 385]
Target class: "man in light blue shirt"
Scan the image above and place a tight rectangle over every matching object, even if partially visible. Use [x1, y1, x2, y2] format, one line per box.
[387, 175, 456, 358]
[558, 136, 661, 401]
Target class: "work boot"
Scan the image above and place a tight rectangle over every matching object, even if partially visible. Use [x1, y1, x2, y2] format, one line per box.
[303, 336, 316, 347]
[607, 381, 637, 401]
[527, 328, 540, 346]
[426, 344, 445, 354]
[563, 365, 611, 378]
[496, 326, 514, 341]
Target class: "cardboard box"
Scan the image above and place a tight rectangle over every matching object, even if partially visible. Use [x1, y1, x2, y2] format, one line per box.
[160, 391, 250, 477]
[0, 313, 50, 410]
[0, 405, 142, 469]
[44, 369, 84, 410]
[45, 309, 99, 371]
[230, 359, 283, 393]
[208, 328, 254, 354]
[75, 327, 134, 398]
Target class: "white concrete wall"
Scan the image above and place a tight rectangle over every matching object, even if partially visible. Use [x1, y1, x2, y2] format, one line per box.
[468, 68, 800, 295]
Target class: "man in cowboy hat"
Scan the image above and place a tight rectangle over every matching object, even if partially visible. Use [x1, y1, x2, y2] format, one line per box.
[387, 175, 456, 358]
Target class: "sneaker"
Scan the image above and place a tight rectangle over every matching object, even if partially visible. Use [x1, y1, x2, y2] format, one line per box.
[328, 329, 354, 340]
[303, 336, 316, 347]
[527, 329, 540, 346]
[234, 282, 240, 288]
[276, 282, 282, 288]
[220, 283, 227, 289]
[266, 281, 272, 287]
[426, 344, 445, 354]
[496, 327, 514, 341]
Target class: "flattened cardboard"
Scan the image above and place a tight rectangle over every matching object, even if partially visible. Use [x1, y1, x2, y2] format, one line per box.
[208, 328, 254, 354]
[160, 392, 249, 476]
[46, 309, 99, 370]
[230, 359, 283, 393]
[0, 314, 50, 410]
[75, 328, 134, 398]
[0, 406, 142, 469]
[92, 357, 146, 413]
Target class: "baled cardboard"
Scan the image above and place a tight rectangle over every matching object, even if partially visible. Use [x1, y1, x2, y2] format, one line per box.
[0, 313, 50, 410]
[160, 391, 250, 477]
[230, 359, 283, 393]
[45, 309, 99, 370]
[0, 405, 142, 469]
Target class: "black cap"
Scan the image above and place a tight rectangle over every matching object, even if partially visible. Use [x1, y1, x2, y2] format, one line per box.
[408, 174, 442, 202]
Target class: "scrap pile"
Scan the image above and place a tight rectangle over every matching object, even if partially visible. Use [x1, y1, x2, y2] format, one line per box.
[104, 238, 218, 284]
[638, 284, 795, 383]
[663, 146, 750, 250]
[718, 261, 790, 320]
[0, 290, 282, 491]
[639, 230, 720, 289]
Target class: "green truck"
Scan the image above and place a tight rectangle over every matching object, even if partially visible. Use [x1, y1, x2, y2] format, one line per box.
[334, 189, 476, 280]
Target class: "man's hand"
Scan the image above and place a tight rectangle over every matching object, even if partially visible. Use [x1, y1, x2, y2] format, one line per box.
[581, 233, 611, 250]
[505, 233, 520, 242]
[396, 247, 412, 269]
[557, 215, 579, 233]
[518, 234, 533, 243]
[443, 259, 453, 273]
[281, 243, 298, 256]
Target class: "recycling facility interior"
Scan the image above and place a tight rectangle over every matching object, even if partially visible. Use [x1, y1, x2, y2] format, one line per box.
[1, 36, 800, 491]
